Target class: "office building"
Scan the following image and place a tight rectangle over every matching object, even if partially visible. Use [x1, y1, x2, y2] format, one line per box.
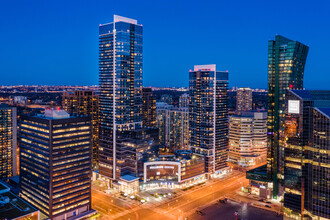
[189, 64, 229, 176]
[62, 91, 99, 169]
[282, 90, 330, 220]
[179, 93, 189, 108]
[142, 87, 156, 128]
[236, 87, 252, 114]
[267, 35, 309, 198]
[99, 15, 143, 180]
[0, 104, 17, 179]
[19, 109, 93, 219]
[229, 111, 267, 167]
[156, 105, 189, 151]
[308, 107, 330, 220]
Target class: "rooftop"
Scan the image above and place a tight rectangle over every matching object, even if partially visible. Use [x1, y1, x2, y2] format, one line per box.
[0, 182, 38, 219]
[0, 182, 9, 192]
[316, 107, 330, 118]
[291, 90, 330, 101]
[100, 15, 140, 27]
[120, 175, 139, 182]
[114, 15, 137, 25]
[44, 108, 70, 119]
[194, 64, 216, 71]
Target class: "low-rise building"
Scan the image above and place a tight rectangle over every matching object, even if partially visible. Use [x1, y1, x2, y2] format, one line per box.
[0, 182, 39, 220]
[141, 150, 206, 190]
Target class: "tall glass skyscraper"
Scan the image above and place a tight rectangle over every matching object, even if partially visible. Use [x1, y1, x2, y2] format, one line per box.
[189, 65, 229, 175]
[99, 15, 143, 180]
[267, 35, 309, 198]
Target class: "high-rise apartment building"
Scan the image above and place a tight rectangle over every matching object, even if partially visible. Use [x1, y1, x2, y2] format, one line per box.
[156, 105, 189, 151]
[189, 65, 229, 175]
[62, 91, 99, 169]
[168, 108, 189, 151]
[267, 35, 309, 198]
[229, 111, 267, 167]
[19, 109, 92, 219]
[236, 87, 252, 114]
[0, 104, 17, 179]
[99, 15, 143, 180]
[179, 93, 189, 108]
[142, 88, 156, 128]
[283, 90, 330, 220]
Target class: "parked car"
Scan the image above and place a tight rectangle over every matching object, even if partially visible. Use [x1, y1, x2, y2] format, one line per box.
[196, 210, 204, 216]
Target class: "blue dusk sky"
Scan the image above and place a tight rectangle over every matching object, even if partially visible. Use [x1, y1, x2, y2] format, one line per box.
[0, 0, 329, 89]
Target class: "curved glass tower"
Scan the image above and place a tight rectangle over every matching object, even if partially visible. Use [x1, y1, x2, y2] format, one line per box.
[267, 35, 309, 198]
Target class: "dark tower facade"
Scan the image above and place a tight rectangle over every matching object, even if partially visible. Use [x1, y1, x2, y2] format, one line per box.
[142, 88, 156, 128]
[267, 35, 309, 198]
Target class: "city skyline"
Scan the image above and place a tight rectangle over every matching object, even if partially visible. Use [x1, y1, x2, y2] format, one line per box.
[0, 2, 329, 220]
[1, 0, 330, 89]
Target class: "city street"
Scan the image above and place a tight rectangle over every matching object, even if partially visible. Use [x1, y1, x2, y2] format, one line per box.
[92, 171, 250, 220]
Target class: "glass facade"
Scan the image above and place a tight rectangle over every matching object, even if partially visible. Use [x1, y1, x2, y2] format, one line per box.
[99, 15, 143, 179]
[0, 104, 17, 179]
[142, 88, 156, 128]
[309, 108, 330, 219]
[19, 112, 92, 219]
[283, 90, 330, 219]
[267, 35, 309, 198]
[189, 65, 229, 173]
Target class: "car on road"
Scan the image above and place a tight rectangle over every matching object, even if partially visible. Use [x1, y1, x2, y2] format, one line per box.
[266, 201, 272, 204]
[258, 199, 265, 202]
[265, 205, 271, 208]
[196, 210, 204, 216]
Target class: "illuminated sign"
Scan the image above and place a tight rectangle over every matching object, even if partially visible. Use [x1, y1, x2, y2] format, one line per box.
[149, 166, 175, 169]
[288, 100, 300, 114]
